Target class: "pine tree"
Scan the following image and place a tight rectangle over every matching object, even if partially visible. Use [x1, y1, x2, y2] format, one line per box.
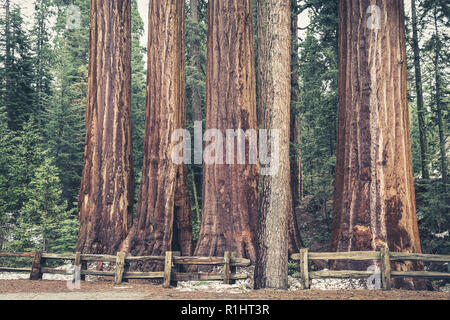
[5, 118, 44, 216]
[0, 3, 35, 131]
[14, 157, 78, 253]
[0, 104, 12, 250]
[186, 0, 207, 239]
[255, 0, 292, 289]
[421, 0, 448, 186]
[409, 0, 430, 180]
[31, 0, 54, 132]
[46, 0, 89, 207]
[130, 0, 147, 212]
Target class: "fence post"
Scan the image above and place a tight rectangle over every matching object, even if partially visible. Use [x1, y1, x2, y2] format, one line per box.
[381, 247, 391, 291]
[30, 250, 43, 280]
[171, 251, 180, 287]
[163, 251, 173, 288]
[74, 252, 86, 281]
[230, 252, 237, 285]
[72, 251, 82, 282]
[114, 252, 126, 285]
[223, 251, 231, 284]
[300, 249, 310, 289]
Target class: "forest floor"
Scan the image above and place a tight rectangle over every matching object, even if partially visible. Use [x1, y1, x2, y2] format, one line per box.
[0, 279, 449, 300]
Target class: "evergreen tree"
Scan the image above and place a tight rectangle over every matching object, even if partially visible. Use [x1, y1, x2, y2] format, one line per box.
[5, 118, 44, 216]
[45, 0, 89, 207]
[0, 104, 12, 250]
[13, 157, 78, 253]
[186, 0, 207, 240]
[130, 0, 147, 214]
[31, 0, 54, 132]
[0, 3, 35, 131]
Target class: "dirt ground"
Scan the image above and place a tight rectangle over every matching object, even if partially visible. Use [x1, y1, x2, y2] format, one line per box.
[0, 279, 449, 300]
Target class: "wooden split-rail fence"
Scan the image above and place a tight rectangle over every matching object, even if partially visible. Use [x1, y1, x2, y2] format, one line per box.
[2, 249, 449, 291]
[0, 251, 250, 288]
[291, 248, 450, 291]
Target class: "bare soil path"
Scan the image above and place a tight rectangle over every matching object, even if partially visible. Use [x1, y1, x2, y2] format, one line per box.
[0, 280, 449, 300]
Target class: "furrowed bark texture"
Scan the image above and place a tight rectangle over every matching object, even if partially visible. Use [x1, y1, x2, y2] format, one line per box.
[120, 0, 193, 260]
[332, 0, 424, 289]
[76, 0, 134, 255]
[254, 0, 292, 289]
[194, 0, 259, 262]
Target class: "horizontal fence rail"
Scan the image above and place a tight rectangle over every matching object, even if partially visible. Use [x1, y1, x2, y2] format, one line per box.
[0, 251, 251, 288]
[291, 248, 450, 290]
[2, 249, 449, 291]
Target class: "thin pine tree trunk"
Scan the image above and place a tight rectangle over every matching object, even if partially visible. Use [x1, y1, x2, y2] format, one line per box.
[254, 0, 292, 289]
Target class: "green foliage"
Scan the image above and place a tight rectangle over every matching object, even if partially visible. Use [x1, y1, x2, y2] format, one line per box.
[416, 180, 450, 258]
[45, 0, 89, 207]
[0, 3, 35, 131]
[12, 157, 78, 253]
[131, 0, 147, 215]
[0, 0, 447, 259]
[185, 0, 208, 243]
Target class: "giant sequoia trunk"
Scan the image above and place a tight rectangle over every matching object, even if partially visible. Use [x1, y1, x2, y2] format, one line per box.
[194, 0, 259, 262]
[332, 0, 424, 289]
[254, 0, 292, 289]
[76, 0, 134, 255]
[120, 0, 193, 259]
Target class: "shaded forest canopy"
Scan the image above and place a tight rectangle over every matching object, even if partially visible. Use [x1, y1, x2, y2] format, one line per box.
[0, 0, 448, 267]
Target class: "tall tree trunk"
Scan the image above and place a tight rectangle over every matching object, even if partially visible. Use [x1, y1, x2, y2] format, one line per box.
[332, 0, 424, 290]
[411, 0, 429, 180]
[254, 0, 292, 289]
[289, 0, 304, 253]
[194, 0, 259, 262]
[76, 0, 134, 255]
[120, 0, 193, 259]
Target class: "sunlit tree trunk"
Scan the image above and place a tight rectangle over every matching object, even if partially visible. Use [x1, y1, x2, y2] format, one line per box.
[332, 0, 424, 289]
[76, 0, 134, 254]
[194, 0, 259, 262]
[120, 0, 193, 259]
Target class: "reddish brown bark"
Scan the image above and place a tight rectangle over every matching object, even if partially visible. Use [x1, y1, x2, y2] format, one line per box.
[120, 0, 193, 259]
[194, 0, 259, 262]
[76, 0, 134, 255]
[332, 0, 424, 289]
